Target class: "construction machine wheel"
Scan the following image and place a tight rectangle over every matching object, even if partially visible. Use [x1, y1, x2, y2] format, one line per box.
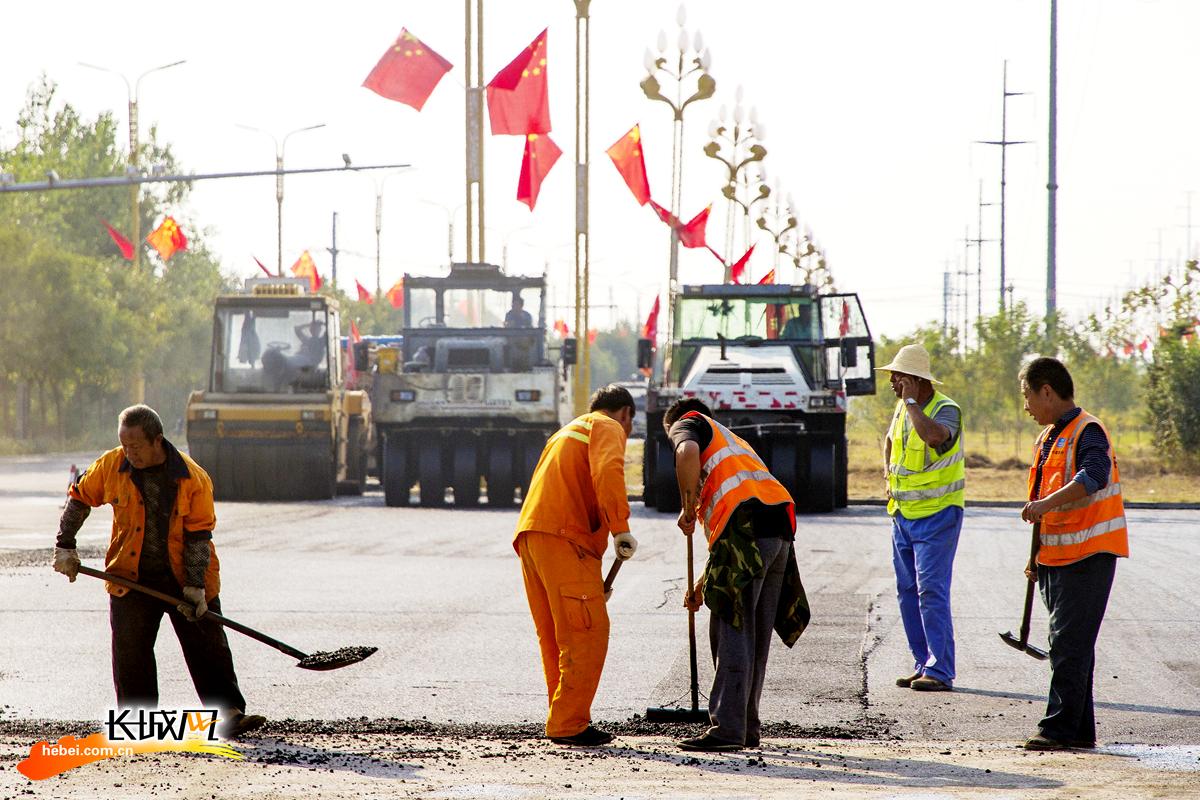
[486, 442, 515, 508]
[835, 435, 849, 509]
[451, 439, 480, 507]
[642, 437, 657, 508]
[337, 416, 368, 496]
[769, 439, 798, 504]
[382, 433, 411, 507]
[418, 440, 447, 507]
[805, 440, 837, 513]
[653, 434, 681, 514]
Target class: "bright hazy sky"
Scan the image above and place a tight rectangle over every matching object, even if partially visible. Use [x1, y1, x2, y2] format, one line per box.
[3, 1, 1198, 340]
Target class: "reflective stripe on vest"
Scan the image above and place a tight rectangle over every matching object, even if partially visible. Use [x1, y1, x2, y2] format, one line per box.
[886, 391, 965, 519]
[685, 412, 794, 545]
[1028, 410, 1129, 566]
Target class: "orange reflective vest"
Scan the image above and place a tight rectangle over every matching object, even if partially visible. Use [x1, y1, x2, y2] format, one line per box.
[1027, 409, 1129, 567]
[685, 412, 795, 546]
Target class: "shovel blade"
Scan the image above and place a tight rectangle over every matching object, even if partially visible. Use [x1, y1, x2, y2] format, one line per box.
[644, 706, 710, 724]
[999, 631, 1049, 660]
[296, 646, 379, 671]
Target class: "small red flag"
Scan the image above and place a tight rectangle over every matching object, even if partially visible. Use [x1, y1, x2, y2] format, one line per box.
[291, 250, 321, 292]
[356, 280, 374, 304]
[363, 29, 453, 111]
[146, 216, 187, 262]
[517, 133, 562, 210]
[253, 256, 272, 277]
[385, 278, 405, 309]
[679, 205, 711, 249]
[758, 268, 776, 285]
[587, 329, 598, 345]
[729, 245, 755, 284]
[648, 200, 710, 249]
[606, 124, 650, 206]
[1137, 338, 1149, 353]
[345, 320, 363, 387]
[486, 29, 551, 135]
[839, 300, 851, 337]
[641, 296, 660, 341]
[101, 219, 134, 260]
[552, 319, 570, 337]
[1122, 341, 1134, 355]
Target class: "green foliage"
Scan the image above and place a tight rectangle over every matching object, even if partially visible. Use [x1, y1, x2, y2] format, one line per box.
[587, 322, 639, 389]
[0, 77, 227, 450]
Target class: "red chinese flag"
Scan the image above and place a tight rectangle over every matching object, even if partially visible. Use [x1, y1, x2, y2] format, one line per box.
[253, 256, 272, 277]
[679, 205, 711, 249]
[101, 219, 134, 260]
[291, 250, 321, 292]
[553, 319, 570, 337]
[146, 216, 187, 262]
[606, 124, 650, 206]
[729, 245, 755, 284]
[486, 29, 550, 135]
[363, 29, 453, 111]
[385, 278, 405, 309]
[757, 268, 776, 285]
[356, 280, 374, 304]
[641, 295, 660, 341]
[648, 199, 674, 226]
[839, 300, 851, 337]
[587, 329, 598, 345]
[517, 133, 562, 210]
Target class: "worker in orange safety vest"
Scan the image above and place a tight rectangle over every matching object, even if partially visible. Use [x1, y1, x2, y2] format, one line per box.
[1018, 357, 1128, 751]
[513, 384, 637, 747]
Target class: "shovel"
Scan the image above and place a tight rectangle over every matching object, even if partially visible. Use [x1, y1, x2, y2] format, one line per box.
[77, 565, 378, 671]
[603, 553, 627, 596]
[645, 529, 709, 723]
[998, 523, 1049, 660]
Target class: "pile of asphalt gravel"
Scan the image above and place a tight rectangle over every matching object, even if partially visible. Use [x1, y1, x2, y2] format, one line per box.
[0, 715, 892, 743]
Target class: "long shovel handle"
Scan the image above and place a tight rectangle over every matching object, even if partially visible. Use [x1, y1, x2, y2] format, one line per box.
[685, 530, 701, 712]
[76, 565, 309, 661]
[603, 557, 624, 594]
[1018, 523, 1042, 647]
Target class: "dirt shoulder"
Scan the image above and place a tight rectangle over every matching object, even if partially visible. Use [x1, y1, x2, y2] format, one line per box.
[3, 725, 1198, 800]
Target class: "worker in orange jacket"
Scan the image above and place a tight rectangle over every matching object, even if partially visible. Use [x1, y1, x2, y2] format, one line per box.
[514, 384, 637, 747]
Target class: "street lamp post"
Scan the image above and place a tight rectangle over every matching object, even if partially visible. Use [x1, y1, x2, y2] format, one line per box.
[419, 200, 466, 271]
[79, 59, 186, 271]
[756, 182, 797, 279]
[238, 123, 326, 275]
[641, 5, 715, 383]
[362, 172, 408, 299]
[704, 90, 768, 283]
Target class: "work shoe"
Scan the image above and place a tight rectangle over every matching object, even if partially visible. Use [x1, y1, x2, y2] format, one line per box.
[1023, 733, 1072, 751]
[549, 726, 613, 747]
[895, 671, 924, 688]
[678, 733, 743, 752]
[910, 676, 952, 692]
[221, 710, 267, 739]
[1069, 740, 1097, 749]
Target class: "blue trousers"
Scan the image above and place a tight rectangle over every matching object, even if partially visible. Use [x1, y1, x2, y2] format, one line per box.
[891, 505, 963, 684]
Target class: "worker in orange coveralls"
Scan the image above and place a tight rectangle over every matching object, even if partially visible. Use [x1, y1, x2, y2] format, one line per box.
[514, 384, 638, 747]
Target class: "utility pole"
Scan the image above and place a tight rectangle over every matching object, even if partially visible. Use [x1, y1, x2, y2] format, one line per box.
[327, 212, 339, 289]
[574, 0, 593, 411]
[1178, 190, 1198, 263]
[959, 227, 972, 348]
[976, 60, 1028, 313]
[1047, 0, 1059, 324]
[943, 260, 951, 336]
[970, 180, 997, 322]
[464, 0, 485, 264]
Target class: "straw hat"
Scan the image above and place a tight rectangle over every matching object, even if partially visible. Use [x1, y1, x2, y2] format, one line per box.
[875, 343, 942, 384]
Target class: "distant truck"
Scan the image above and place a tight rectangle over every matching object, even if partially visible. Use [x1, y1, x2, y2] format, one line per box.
[641, 283, 875, 514]
[186, 278, 372, 501]
[365, 262, 573, 507]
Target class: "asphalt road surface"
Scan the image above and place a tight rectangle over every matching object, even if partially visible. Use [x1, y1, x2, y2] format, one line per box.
[2, 452, 1197, 750]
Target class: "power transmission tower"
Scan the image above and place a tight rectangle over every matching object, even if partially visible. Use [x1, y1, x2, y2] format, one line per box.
[970, 181, 997, 324]
[977, 60, 1028, 314]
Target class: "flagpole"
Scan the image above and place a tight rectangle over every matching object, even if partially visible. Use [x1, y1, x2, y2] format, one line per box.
[574, 0, 593, 414]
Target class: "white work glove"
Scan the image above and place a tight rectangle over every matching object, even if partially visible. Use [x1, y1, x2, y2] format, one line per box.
[178, 586, 208, 621]
[613, 532, 638, 560]
[53, 547, 80, 582]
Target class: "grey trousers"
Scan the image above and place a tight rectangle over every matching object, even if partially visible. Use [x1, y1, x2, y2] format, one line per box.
[707, 537, 790, 746]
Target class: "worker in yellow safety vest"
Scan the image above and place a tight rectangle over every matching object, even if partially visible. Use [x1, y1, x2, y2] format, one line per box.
[878, 343, 965, 693]
[1018, 356, 1128, 751]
